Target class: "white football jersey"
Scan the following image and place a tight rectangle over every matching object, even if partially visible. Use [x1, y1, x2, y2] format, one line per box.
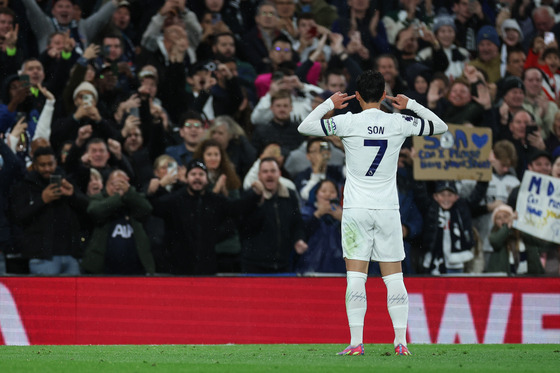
[299, 98, 447, 210]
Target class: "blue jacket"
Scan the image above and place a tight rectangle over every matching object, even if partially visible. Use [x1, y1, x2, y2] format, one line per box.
[295, 203, 345, 274]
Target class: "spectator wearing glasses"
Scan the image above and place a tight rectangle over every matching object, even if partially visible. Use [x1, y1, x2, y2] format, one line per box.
[164, 110, 206, 167]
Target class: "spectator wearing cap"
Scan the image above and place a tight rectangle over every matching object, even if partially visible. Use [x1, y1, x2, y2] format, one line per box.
[150, 158, 264, 274]
[469, 25, 502, 83]
[414, 178, 488, 275]
[522, 67, 558, 140]
[417, 12, 469, 79]
[21, 0, 119, 54]
[498, 19, 524, 77]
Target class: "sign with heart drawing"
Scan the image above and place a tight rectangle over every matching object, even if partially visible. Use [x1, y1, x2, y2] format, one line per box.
[413, 124, 493, 181]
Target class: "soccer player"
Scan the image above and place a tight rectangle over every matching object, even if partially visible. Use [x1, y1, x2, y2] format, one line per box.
[298, 70, 448, 356]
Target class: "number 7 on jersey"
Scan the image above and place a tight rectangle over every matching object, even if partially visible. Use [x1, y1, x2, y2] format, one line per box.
[364, 139, 387, 176]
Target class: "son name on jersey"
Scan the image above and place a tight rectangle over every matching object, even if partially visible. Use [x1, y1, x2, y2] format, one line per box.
[367, 126, 385, 135]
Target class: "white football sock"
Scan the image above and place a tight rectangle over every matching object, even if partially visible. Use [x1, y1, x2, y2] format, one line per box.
[383, 272, 409, 347]
[345, 271, 368, 346]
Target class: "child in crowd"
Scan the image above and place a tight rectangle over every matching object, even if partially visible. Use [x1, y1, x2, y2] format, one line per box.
[486, 205, 527, 275]
[417, 180, 488, 275]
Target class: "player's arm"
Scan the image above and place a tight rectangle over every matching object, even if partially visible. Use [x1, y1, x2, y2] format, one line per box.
[388, 94, 448, 136]
[298, 91, 355, 136]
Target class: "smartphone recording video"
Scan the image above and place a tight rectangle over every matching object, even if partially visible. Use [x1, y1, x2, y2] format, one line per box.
[19, 74, 30, 87]
[309, 26, 317, 38]
[50, 174, 62, 188]
[544, 32, 555, 45]
[211, 13, 221, 25]
[82, 94, 93, 107]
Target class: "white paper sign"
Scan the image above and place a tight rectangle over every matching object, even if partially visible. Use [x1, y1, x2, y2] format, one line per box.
[514, 171, 560, 244]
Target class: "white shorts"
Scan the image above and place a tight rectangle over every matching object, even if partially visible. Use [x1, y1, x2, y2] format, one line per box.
[341, 208, 405, 262]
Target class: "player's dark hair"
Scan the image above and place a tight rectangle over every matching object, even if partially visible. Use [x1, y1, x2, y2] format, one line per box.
[356, 70, 385, 103]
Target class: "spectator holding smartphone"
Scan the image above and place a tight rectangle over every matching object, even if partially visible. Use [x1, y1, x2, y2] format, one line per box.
[10, 146, 88, 275]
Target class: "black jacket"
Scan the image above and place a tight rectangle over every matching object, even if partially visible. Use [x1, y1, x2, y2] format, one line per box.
[150, 187, 260, 275]
[239, 185, 305, 272]
[10, 171, 88, 259]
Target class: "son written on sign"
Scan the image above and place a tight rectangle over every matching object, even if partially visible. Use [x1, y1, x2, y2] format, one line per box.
[413, 124, 492, 181]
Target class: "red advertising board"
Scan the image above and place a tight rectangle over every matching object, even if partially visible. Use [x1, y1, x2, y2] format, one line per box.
[0, 277, 559, 345]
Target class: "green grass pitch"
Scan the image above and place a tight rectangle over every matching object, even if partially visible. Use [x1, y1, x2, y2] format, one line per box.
[1, 344, 558, 372]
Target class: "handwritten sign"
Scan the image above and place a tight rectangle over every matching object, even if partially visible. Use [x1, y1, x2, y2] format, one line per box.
[413, 124, 492, 181]
[513, 171, 560, 244]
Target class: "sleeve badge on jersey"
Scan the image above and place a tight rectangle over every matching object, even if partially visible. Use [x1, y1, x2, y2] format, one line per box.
[402, 115, 414, 122]
[322, 118, 336, 135]
[412, 118, 419, 127]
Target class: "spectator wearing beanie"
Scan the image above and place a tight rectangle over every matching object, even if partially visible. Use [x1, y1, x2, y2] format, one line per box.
[470, 25, 502, 84]
[417, 13, 469, 79]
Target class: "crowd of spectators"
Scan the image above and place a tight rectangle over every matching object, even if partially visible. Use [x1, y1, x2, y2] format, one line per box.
[0, 0, 559, 277]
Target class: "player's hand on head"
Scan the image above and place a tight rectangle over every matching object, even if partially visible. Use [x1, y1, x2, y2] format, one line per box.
[329, 91, 356, 109]
[386, 94, 409, 110]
